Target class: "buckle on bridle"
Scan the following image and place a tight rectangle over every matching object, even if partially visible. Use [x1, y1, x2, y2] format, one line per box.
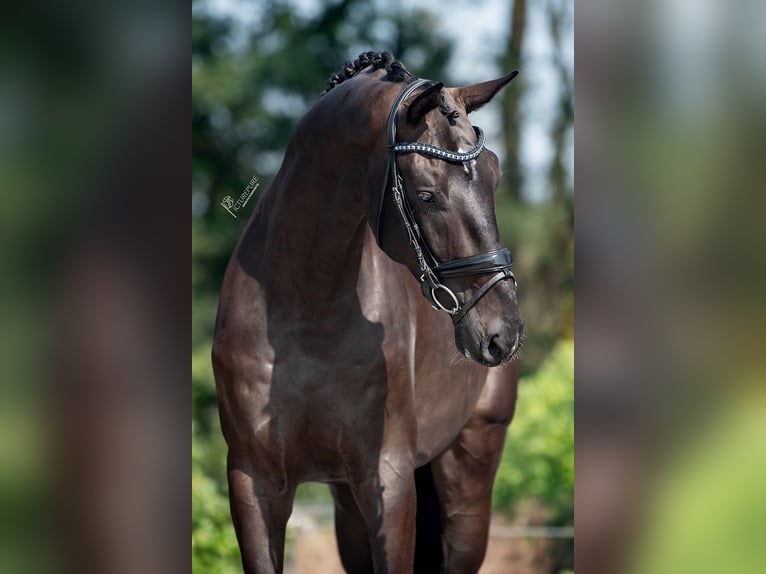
[430, 283, 460, 315]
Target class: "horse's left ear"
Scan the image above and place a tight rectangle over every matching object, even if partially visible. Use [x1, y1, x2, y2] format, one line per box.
[449, 70, 519, 114]
[406, 82, 444, 124]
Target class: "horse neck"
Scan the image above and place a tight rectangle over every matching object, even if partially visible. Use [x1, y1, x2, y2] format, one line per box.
[252, 113, 387, 311]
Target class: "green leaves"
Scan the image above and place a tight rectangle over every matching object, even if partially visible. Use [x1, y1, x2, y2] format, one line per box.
[492, 340, 574, 524]
[193, 430, 241, 574]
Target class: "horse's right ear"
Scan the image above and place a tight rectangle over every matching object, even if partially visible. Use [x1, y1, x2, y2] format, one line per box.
[406, 82, 444, 124]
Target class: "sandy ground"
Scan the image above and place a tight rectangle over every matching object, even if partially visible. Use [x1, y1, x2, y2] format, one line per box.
[289, 525, 569, 574]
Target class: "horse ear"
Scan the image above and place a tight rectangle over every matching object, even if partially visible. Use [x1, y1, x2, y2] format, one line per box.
[406, 82, 444, 124]
[449, 70, 519, 114]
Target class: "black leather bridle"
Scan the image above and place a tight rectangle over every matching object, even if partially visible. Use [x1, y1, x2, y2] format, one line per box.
[378, 78, 516, 324]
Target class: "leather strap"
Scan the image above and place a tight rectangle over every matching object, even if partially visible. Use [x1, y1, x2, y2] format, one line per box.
[433, 248, 512, 278]
[451, 268, 516, 325]
[377, 79, 431, 241]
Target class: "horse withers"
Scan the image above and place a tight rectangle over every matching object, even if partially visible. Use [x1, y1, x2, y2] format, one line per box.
[212, 51, 523, 573]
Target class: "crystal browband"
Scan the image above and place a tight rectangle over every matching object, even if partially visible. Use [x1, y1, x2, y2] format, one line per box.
[391, 126, 485, 163]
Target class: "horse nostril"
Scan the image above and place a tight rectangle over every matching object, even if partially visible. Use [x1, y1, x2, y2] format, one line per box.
[485, 334, 504, 363]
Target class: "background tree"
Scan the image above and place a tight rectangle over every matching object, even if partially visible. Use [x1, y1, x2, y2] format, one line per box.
[500, 0, 527, 202]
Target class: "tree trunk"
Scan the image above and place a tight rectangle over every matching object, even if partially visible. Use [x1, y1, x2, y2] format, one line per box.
[546, 0, 574, 337]
[547, 0, 573, 204]
[501, 0, 527, 201]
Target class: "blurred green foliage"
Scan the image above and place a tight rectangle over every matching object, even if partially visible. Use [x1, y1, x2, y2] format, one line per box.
[193, 425, 240, 574]
[496, 194, 574, 374]
[492, 340, 574, 524]
[630, 393, 766, 574]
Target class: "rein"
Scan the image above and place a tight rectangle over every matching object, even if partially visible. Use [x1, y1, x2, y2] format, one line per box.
[379, 79, 516, 324]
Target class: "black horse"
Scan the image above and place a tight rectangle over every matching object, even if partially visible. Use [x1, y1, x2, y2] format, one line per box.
[213, 52, 523, 573]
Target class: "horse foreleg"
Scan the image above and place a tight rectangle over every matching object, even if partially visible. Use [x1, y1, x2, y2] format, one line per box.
[227, 451, 295, 574]
[330, 483, 374, 573]
[431, 368, 519, 574]
[349, 453, 417, 574]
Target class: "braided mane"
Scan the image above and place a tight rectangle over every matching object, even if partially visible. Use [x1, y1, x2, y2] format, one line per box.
[321, 51, 415, 96]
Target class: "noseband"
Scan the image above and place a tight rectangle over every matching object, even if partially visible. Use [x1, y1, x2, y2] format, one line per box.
[378, 78, 516, 324]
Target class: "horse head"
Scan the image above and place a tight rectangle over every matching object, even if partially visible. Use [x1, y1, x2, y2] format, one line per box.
[371, 73, 524, 366]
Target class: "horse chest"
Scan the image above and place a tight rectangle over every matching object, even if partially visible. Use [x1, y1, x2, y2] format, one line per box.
[411, 361, 489, 463]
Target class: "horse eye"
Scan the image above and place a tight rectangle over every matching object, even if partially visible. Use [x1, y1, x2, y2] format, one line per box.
[417, 191, 435, 204]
